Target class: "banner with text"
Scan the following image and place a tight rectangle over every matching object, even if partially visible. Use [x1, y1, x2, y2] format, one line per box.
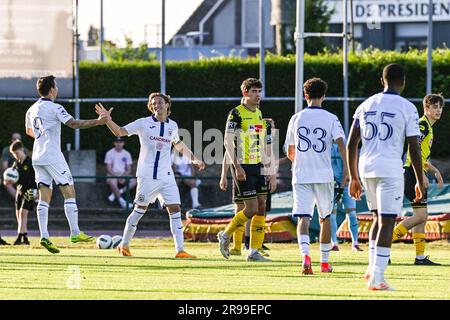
[328, 0, 450, 24]
[0, 0, 73, 98]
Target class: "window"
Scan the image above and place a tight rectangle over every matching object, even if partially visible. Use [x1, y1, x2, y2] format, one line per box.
[395, 23, 428, 51]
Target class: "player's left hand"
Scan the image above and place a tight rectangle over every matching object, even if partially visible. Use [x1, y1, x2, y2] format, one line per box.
[349, 178, 362, 200]
[193, 159, 205, 171]
[267, 175, 277, 193]
[435, 171, 444, 189]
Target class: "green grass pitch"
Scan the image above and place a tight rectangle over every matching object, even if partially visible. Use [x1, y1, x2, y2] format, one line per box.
[0, 237, 449, 300]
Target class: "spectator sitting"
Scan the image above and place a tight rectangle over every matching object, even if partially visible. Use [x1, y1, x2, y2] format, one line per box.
[104, 137, 137, 209]
[1, 132, 30, 200]
[172, 151, 202, 209]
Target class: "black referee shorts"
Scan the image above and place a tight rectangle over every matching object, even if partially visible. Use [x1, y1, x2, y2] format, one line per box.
[404, 166, 427, 209]
[15, 192, 34, 211]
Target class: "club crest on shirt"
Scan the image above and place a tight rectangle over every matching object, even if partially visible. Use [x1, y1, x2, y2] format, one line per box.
[168, 129, 173, 136]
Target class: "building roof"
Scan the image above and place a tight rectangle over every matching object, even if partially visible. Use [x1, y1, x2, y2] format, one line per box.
[169, 0, 219, 44]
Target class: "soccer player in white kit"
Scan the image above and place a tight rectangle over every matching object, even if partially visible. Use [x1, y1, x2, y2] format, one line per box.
[95, 93, 205, 258]
[285, 78, 347, 275]
[25, 75, 108, 253]
[347, 64, 424, 290]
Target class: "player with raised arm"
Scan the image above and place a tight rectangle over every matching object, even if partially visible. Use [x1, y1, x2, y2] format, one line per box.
[347, 64, 424, 290]
[217, 78, 277, 262]
[25, 75, 106, 254]
[285, 78, 347, 275]
[95, 93, 205, 258]
[392, 94, 445, 266]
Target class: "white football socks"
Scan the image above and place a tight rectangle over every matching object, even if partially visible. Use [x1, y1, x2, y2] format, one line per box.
[374, 246, 391, 283]
[37, 200, 50, 239]
[169, 211, 184, 253]
[298, 234, 310, 257]
[121, 207, 146, 246]
[320, 242, 331, 263]
[367, 240, 376, 275]
[64, 198, 80, 236]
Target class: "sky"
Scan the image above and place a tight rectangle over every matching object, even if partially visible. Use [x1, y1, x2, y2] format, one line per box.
[78, 0, 203, 47]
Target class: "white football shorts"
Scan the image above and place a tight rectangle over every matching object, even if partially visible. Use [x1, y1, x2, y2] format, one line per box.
[361, 177, 404, 216]
[134, 174, 181, 207]
[34, 162, 74, 188]
[293, 182, 334, 219]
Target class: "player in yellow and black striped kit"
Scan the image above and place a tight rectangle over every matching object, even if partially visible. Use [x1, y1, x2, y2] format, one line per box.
[217, 78, 277, 262]
[392, 94, 445, 265]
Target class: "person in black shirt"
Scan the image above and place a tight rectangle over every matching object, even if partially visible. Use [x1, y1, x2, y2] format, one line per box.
[4, 140, 37, 245]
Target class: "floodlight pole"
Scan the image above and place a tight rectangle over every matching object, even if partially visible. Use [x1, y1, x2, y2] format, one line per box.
[343, 0, 349, 136]
[160, 0, 166, 94]
[74, 0, 80, 150]
[259, 0, 266, 97]
[427, 0, 433, 94]
[295, 0, 305, 113]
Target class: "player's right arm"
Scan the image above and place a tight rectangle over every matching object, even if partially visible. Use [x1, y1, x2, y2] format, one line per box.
[224, 109, 245, 181]
[25, 111, 35, 138]
[220, 155, 230, 191]
[95, 103, 129, 136]
[346, 119, 362, 200]
[336, 137, 348, 187]
[285, 115, 295, 162]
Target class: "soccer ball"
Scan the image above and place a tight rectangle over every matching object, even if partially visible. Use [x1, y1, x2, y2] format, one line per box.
[3, 167, 19, 184]
[96, 234, 112, 249]
[111, 235, 122, 249]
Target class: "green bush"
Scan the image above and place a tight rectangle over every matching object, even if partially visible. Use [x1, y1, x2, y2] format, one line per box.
[1, 49, 449, 160]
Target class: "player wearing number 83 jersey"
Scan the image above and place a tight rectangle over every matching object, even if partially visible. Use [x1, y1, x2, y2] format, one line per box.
[285, 77, 347, 275]
[285, 107, 345, 185]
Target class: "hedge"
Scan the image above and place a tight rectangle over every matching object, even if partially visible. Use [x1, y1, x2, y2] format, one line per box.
[1, 49, 449, 161]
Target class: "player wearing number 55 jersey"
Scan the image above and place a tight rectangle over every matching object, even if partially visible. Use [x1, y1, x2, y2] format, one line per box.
[347, 64, 424, 291]
[285, 78, 347, 275]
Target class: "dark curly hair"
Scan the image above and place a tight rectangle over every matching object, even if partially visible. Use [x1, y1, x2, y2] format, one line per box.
[303, 78, 328, 99]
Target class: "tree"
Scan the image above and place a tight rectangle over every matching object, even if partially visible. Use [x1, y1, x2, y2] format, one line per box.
[272, 0, 334, 55]
[102, 36, 156, 62]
